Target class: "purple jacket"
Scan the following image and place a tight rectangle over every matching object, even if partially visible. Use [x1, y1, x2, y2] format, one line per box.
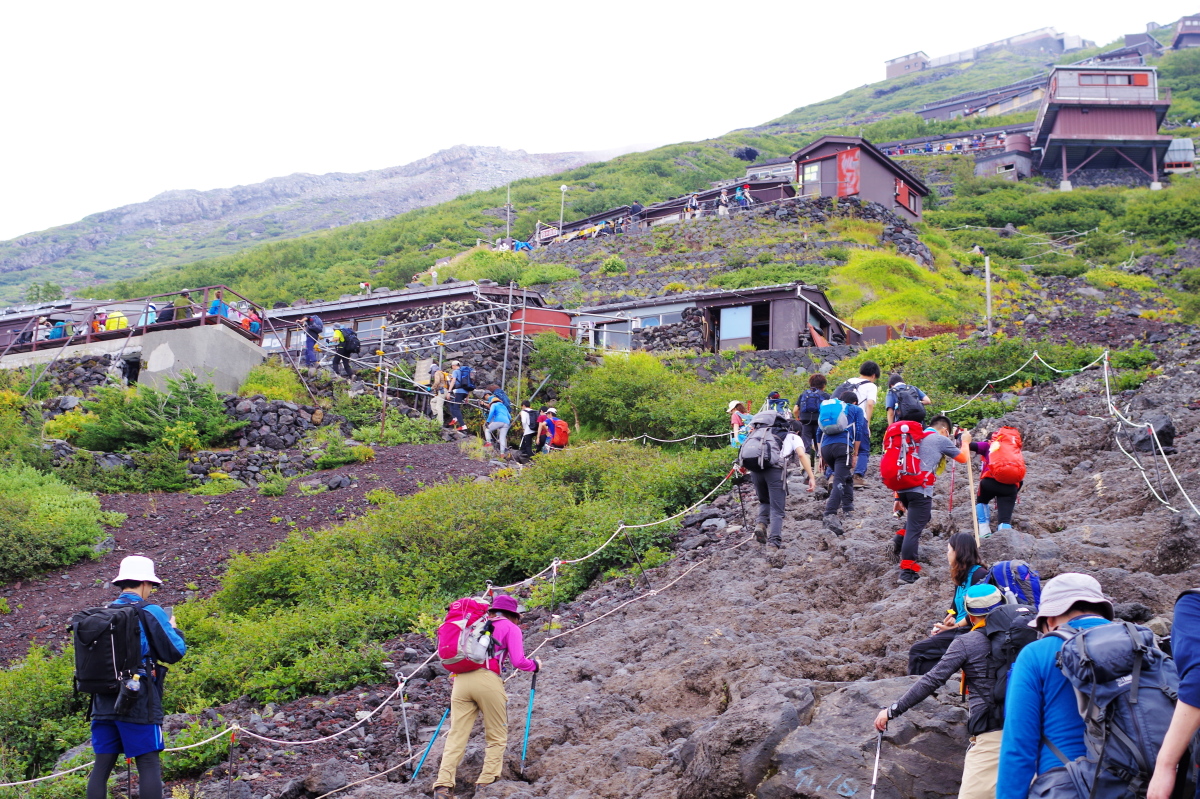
[487, 616, 538, 675]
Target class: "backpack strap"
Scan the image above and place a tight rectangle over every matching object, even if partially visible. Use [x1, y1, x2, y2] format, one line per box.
[1042, 735, 1072, 766]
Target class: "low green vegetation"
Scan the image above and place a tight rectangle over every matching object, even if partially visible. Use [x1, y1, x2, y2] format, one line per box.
[238, 359, 307, 403]
[709, 264, 831, 290]
[826, 251, 981, 326]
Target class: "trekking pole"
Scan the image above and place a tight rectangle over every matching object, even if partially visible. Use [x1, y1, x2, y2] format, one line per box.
[619, 523, 653, 590]
[398, 682, 414, 758]
[411, 706, 450, 781]
[521, 668, 539, 774]
[869, 730, 883, 799]
[965, 447, 980, 545]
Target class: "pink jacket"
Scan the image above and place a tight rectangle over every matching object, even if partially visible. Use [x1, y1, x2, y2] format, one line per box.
[487, 616, 538, 675]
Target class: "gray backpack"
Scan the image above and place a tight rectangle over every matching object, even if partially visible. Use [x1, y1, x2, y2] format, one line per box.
[1029, 621, 1179, 799]
[738, 411, 788, 471]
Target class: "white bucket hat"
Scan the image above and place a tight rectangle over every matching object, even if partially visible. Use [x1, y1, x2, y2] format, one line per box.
[1034, 573, 1113, 623]
[113, 556, 162, 586]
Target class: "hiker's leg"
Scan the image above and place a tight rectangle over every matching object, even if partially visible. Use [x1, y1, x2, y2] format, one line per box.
[822, 444, 848, 514]
[430, 394, 445, 425]
[836, 455, 854, 512]
[981, 478, 1019, 525]
[134, 753, 163, 799]
[799, 422, 815, 456]
[87, 752, 120, 799]
[749, 470, 771, 527]
[957, 730, 1003, 799]
[854, 436, 869, 477]
[765, 467, 786, 544]
[435, 676, 480, 789]
[520, 433, 534, 457]
[475, 671, 510, 785]
[899, 492, 932, 570]
[907, 627, 965, 675]
[497, 424, 510, 454]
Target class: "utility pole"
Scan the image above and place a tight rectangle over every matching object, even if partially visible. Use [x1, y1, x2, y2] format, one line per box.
[985, 255, 993, 335]
[559, 185, 568, 239]
[506, 185, 512, 243]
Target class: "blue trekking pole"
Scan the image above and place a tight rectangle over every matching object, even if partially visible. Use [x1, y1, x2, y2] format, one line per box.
[521, 668, 539, 773]
[412, 706, 450, 781]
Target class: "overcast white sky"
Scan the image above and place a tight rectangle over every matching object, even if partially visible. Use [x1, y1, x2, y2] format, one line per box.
[2, 1, 1194, 241]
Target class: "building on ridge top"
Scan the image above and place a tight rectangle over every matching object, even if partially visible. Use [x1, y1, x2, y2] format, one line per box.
[885, 52, 929, 80]
[789, 136, 931, 222]
[1172, 15, 1200, 49]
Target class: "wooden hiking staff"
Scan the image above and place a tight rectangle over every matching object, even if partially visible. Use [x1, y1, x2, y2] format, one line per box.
[965, 443, 980, 545]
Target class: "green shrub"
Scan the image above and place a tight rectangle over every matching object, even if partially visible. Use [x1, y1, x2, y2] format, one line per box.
[529, 331, 586, 393]
[161, 718, 231, 780]
[239, 359, 307, 403]
[334, 392, 382, 428]
[824, 247, 851, 263]
[57, 447, 191, 494]
[257, 471, 294, 497]
[709, 264, 830, 289]
[520, 263, 579, 286]
[353, 412, 441, 446]
[0, 646, 88, 779]
[600, 255, 627, 274]
[0, 464, 123, 582]
[1084, 269, 1158, 293]
[1032, 260, 1088, 278]
[188, 476, 247, 495]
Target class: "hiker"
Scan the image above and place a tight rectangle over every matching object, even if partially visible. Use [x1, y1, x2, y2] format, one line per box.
[630, 201, 645, 228]
[833, 361, 880, 488]
[331, 325, 358, 378]
[685, 193, 700, 219]
[430, 365, 452, 426]
[486, 383, 513, 414]
[433, 595, 540, 798]
[518, 400, 537, 459]
[541, 407, 569, 451]
[875, 584, 1010, 799]
[794, 375, 829, 456]
[971, 427, 1025, 539]
[448, 360, 472, 432]
[766, 391, 789, 416]
[996, 574, 1116, 799]
[173, 291, 194, 321]
[718, 189, 730, 216]
[300, 315, 323, 367]
[81, 557, 186, 799]
[1148, 589, 1200, 799]
[817, 388, 868, 536]
[891, 415, 970, 584]
[243, 309, 262, 335]
[728, 400, 751, 446]
[885, 374, 931, 425]
[739, 410, 816, 549]
[735, 185, 748, 208]
[47, 319, 68, 340]
[907, 533, 990, 675]
[484, 395, 511, 454]
[104, 308, 129, 331]
[207, 290, 230, 318]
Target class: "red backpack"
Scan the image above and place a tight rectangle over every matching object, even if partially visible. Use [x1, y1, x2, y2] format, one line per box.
[881, 421, 937, 492]
[549, 418, 569, 448]
[987, 427, 1026, 485]
[436, 598, 493, 674]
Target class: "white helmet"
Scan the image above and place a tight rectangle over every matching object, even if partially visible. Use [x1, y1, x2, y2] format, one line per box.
[113, 556, 162, 586]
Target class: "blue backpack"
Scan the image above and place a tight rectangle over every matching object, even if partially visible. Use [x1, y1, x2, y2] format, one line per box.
[989, 560, 1041, 606]
[818, 398, 851, 436]
[457, 365, 475, 391]
[797, 390, 825, 422]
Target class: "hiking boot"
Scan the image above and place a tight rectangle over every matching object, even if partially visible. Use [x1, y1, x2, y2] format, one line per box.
[432, 788, 454, 799]
[899, 569, 920, 585]
[754, 523, 767, 544]
[979, 521, 993, 540]
[853, 474, 866, 489]
[768, 540, 783, 550]
[997, 523, 1014, 531]
[823, 513, 844, 537]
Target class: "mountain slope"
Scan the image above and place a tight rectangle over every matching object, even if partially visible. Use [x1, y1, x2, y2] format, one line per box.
[0, 145, 606, 303]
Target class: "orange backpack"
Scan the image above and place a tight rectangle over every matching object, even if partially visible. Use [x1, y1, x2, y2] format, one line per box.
[987, 427, 1026, 485]
[549, 418, 570, 448]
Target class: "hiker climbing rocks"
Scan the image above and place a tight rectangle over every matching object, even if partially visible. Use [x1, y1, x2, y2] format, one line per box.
[817, 388, 868, 536]
[737, 410, 816, 548]
[875, 584, 1010, 799]
[433, 594, 540, 797]
[794, 374, 829, 458]
[486, 383, 513, 414]
[833, 361, 880, 488]
[996, 574, 1118, 799]
[971, 426, 1026, 539]
[484, 395, 511, 454]
[541, 407, 569, 451]
[331, 325, 359, 378]
[430, 364, 452, 426]
[449, 360, 472, 432]
[885, 373, 931, 425]
[518, 401, 537, 459]
[1148, 588, 1200, 799]
[72, 556, 187, 799]
[889, 415, 970, 584]
[300, 314, 324, 367]
[906, 533, 990, 675]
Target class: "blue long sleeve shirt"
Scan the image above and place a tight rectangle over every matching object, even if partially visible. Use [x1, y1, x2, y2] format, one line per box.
[1175, 592, 1200, 708]
[997, 615, 1111, 799]
[110, 591, 187, 662]
[486, 402, 511, 425]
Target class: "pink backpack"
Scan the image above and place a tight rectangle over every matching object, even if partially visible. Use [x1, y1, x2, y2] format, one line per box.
[436, 598, 493, 674]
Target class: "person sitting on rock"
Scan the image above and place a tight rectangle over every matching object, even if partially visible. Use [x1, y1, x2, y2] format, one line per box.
[433, 594, 539, 798]
[906, 533, 989, 675]
[875, 584, 1008, 799]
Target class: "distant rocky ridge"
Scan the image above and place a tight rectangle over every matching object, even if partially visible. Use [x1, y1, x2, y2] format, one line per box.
[0, 145, 609, 301]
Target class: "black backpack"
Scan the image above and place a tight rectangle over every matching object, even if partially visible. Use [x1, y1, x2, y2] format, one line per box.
[1031, 621, 1180, 799]
[340, 327, 360, 354]
[305, 315, 324, 337]
[458, 365, 475, 391]
[69, 601, 150, 694]
[969, 603, 1039, 735]
[892, 384, 927, 423]
[832, 380, 861, 405]
[797, 390, 825, 423]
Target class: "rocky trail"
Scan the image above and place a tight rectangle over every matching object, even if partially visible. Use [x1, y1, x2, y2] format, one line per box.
[150, 341, 1200, 799]
[0, 443, 493, 662]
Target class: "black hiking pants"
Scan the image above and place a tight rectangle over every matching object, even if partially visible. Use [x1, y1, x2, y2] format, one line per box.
[88, 751, 162, 799]
[907, 626, 970, 676]
[821, 443, 853, 516]
[976, 477, 1020, 525]
[520, 432, 536, 458]
[749, 466, 787, 545]
[896, 491, 933, 572]
[798, 420, 819, 455]
[333, 350, 353, 377]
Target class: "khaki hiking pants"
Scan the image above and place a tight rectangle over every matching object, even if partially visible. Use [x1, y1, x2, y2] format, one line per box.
[958, 729, 1002, 799]
[434, 668, 509, 788]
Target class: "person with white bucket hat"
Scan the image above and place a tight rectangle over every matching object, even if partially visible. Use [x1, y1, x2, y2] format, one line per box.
[74, 556, 186, 799]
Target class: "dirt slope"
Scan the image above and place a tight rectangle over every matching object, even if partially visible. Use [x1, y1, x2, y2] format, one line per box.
[163, 341, 1200, 799]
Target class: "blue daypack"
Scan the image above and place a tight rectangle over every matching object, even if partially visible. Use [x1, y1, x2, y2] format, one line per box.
[989, 560, 1041, 606]
[797, 390, 825, 422]
[818, 398, 851, 436]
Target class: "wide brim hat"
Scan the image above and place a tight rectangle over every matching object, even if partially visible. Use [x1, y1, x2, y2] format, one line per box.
[491, 594, 521, 617]
[113, 555, 162, 586]
[1034, 573, 1114, 623]
[726, 400, 743, 413]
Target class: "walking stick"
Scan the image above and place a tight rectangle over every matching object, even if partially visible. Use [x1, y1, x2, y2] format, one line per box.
[965, 445, 981, 545]
[411, 706, 450, 781]
[521, 669, 539, 773]
[869, 730, 883, 799]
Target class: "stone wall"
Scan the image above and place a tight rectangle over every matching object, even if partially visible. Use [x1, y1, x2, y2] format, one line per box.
[187, 448, 320, 485]
[224, 396, 350, 450]
[632, 308, 707, 353]
[1041, 168, 1166, 189]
